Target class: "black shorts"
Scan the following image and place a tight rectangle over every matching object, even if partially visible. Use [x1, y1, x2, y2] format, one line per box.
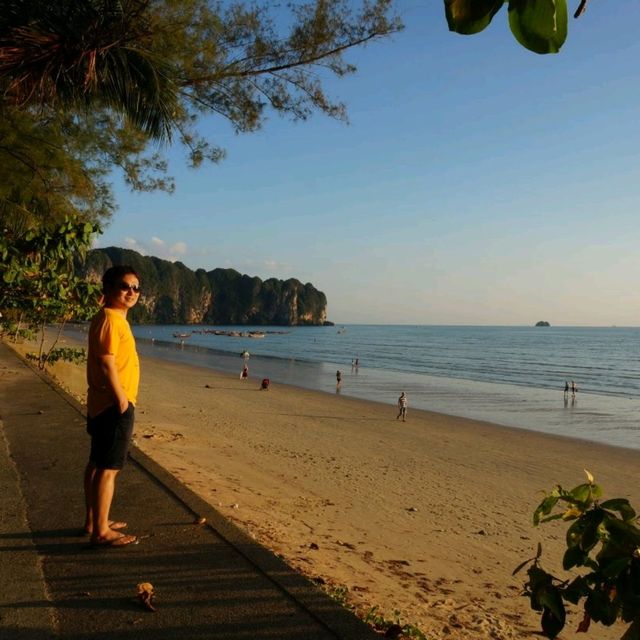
[87, 404, 135, 470]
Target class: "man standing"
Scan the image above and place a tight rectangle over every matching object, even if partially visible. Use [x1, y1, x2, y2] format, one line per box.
[397, 391, 408, 422]
[83, 266, 141, 546]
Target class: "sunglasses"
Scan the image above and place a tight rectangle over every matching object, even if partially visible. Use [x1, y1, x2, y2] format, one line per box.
[119, 283, 141, 293]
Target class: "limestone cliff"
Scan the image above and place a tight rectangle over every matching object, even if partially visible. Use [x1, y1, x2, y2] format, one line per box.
[80, 247, 328, 326]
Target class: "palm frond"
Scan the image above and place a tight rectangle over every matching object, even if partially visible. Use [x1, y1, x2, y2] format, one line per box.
[0, 0, 177, 140]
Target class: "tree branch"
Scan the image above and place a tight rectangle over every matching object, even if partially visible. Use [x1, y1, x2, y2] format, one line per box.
[181, 29, 391, 87]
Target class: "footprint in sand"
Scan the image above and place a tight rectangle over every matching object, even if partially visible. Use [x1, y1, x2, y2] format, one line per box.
[336, 540, 357, 550]
[388, 559, 411, 566]
[417, 578, 433, 592]
[430, 597, 456, 608]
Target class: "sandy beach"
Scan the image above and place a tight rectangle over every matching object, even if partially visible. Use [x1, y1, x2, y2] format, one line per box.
[13, 337, 640, 639]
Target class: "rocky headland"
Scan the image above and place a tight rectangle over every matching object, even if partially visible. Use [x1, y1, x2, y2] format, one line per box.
[80, 247, 328, 325]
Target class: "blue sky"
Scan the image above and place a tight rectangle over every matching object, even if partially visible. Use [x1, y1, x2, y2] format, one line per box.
[98, 1, 640, 326]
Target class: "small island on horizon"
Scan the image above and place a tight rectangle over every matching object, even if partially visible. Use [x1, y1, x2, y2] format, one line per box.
[535, 320, 551, 327]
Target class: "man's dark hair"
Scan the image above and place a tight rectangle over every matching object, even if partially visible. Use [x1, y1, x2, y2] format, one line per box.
[102, 265, 139, 293]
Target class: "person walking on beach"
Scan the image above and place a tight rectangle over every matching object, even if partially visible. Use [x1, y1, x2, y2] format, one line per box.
[336, 369, 342, 391]
[564, 380, 569, 399]
[83, 265, 141, 547]
[240, 364, 249, 380]
[571, 380, 578, 399]
[397, 391, 408, 422]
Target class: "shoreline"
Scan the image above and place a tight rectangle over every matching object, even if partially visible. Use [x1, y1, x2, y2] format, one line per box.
[134, 337, 640, 452]
[57, 330, 640, 457]
[64, 326, 640, 452]
[10, 336, 640, 639]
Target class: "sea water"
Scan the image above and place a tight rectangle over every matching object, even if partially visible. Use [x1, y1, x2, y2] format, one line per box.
[125, 325, 640, 451]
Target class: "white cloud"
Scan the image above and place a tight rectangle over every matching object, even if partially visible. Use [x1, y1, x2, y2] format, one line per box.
[111, 240, 286, 275]
[224, 257, 292, 275]
[170, 241, 187, 256]
[263, 259, 290, 272]
[124, 237, 141, 250]
[117, 236, 188, 263]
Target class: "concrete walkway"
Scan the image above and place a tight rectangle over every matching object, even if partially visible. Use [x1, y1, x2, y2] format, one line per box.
[0, 342, 378, 639]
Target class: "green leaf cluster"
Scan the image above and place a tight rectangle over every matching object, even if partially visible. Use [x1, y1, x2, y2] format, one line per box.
[444, 0, 583, 55]
[1, 217, 102, 368]
[515, 472, 640, 638]
[26, 347, 87, 366]
[0, 103, 178, 235]
[363, 605, 427, 639]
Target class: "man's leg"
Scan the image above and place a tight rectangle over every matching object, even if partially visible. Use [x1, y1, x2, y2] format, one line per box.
[83, 462, 128, 535]
[90, 468, 120, 542]
[84, 462, 96, 532]
[86, 406, 136, 544]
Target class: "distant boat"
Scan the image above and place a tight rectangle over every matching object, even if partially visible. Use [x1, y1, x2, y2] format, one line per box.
[248, 332, 265, 338]
[173, 332, 192, 339]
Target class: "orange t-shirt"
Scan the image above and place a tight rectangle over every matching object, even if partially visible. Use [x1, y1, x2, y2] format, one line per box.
[86, 308, 140, 417]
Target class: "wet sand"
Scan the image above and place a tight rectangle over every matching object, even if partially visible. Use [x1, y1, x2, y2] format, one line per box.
[12, 338, 640, 639]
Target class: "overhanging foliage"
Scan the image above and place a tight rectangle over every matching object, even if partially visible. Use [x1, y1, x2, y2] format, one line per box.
[444, 0, 589, 55]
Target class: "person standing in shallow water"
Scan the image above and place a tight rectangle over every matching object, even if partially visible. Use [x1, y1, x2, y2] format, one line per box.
[397, 391, 408, 422]
[83, 265, 141, 547]
[336, 370, 342, 392]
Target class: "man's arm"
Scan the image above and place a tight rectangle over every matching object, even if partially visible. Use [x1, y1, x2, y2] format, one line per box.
[97, 354, 129, 413]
